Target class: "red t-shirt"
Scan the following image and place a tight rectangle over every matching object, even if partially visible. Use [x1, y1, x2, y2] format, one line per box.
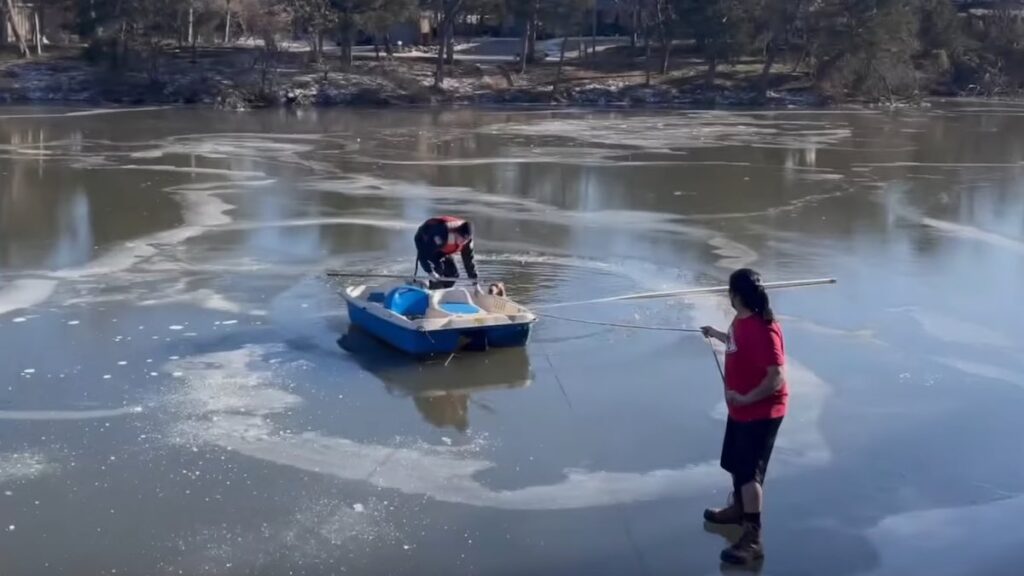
[724, 315, 788, 422]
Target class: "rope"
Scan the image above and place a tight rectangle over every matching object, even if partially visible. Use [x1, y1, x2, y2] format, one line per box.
[706, 337, 725, 383]
[537, 311, 724, 384]
[543, 349, 574, 411]
[535, 311, 704, 333]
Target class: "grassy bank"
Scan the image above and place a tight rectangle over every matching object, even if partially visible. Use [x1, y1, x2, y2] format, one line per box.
[0, 43, 836, 110]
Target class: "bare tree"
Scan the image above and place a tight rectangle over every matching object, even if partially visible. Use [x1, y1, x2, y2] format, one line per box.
[755, 0, 808, 98]
[654, 0, 673, 74]
[550, 0, 588, 97]
[286, 0, 337, 62]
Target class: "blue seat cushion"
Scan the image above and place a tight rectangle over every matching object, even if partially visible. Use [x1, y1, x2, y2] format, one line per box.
[440, 302, 481, 315]
[385, 286, 430, 317]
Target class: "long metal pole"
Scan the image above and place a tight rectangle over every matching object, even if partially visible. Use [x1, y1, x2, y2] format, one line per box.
[536, 278, 837, 309]
[325, 271, 477, 284]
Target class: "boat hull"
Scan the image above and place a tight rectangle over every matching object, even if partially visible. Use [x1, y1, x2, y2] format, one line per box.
[346, 300, 532, 356]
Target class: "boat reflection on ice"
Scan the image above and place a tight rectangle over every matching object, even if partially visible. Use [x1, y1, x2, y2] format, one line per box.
[338, 325, 531, 431]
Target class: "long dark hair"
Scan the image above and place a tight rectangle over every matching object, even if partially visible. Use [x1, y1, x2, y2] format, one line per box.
[729, 268, 775, 324]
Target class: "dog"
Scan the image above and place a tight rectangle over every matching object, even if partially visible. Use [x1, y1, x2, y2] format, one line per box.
[487, 282, 507, 298]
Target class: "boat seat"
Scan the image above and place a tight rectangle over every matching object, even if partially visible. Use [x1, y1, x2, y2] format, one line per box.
[385, 286, 430, 317]
[439, 302, 481, 315]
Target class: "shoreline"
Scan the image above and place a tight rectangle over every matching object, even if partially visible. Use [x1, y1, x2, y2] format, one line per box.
[2, 48, 1017, 112]
[0, 48, 828, 111]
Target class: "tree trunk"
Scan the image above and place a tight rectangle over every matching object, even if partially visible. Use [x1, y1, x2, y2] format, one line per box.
[341, 17, 354, 69]
[3, 0, 30, 58]
[223, 0, 232, 44]
[264, 31, 277, 53]
[190, 9, 199, 63]
[631, 2, 639, 48]
[384, 33, 393, 57]
[33, 8, 42, 56]
[518, 18, 529, 74]
[434, 6, 447, 87]
[791, 50, 807, 74]
[119, 20, 128, 65]
[445, 28, 454, 65]
[177, 9, 185, 47]
[552, 34, 569, 100]
[759, 39, 777, 99]
[526, 0, 538, 64]
[644, 25, 652, 86]
[706, 54, 718, 90]
[655, 0, 671, 74]
[434, 0, 463, 87]
[660, 36, 671, 75]
[591, 0, 597, 58]
[872, 61, 896, 106]
[628, 4, 634, 48]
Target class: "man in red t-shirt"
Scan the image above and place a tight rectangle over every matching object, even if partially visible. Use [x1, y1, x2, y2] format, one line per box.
[700, 268, 787, 567]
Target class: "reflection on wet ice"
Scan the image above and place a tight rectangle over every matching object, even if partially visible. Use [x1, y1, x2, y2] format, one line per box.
[338, 326, 531, 432]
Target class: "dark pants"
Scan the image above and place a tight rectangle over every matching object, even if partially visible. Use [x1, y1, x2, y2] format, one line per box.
[426, 256, 459, 289]
[720, 417, 783, 489]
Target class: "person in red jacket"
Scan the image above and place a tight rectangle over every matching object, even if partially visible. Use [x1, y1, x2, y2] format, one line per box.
[414, 216, 478, 289]
[700, 268, 787, 567]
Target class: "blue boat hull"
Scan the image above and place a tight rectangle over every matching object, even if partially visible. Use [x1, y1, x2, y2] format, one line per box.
[346, 301, 532, 356]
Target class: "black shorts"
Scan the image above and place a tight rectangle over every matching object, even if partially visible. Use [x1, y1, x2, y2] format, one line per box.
[720, 417, 783, 486]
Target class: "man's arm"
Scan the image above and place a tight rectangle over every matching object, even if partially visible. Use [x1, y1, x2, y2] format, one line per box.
[700, 326, 729, 343]
[461, 240, 478, 280]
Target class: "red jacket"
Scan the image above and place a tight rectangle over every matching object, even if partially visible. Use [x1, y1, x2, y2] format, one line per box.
[414, 217, 478, 279]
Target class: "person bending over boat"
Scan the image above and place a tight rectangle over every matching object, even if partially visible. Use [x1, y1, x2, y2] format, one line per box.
[700, 268, 788, 567]
[414, 216, 478, 289]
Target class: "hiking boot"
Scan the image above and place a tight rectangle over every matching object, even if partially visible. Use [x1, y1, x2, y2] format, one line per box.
[720, 522, 764, 566]
[703, 493, 743, 525]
